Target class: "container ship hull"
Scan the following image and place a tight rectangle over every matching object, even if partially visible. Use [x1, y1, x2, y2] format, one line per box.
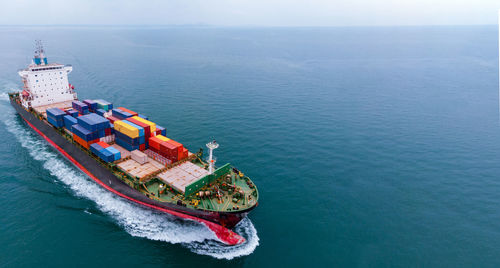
[10, 98, 254, 244]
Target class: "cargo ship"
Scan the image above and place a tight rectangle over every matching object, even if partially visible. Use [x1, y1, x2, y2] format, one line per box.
[8, 41, 258, 245]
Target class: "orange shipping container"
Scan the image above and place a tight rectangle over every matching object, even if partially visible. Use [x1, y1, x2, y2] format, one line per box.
[148, 136, 162, 151]
[96, 141, 109, 148]
[118, 107, 138, 116]
[74, 135, 98, 149]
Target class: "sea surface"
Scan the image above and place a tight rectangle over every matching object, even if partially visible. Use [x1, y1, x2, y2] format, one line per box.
[0, 25, 499, 267]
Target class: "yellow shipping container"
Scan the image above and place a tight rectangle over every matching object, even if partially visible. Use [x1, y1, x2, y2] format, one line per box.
[156, 135, 170, 142]
[114, 120, 139, 138]
[132, 116, 157, 133]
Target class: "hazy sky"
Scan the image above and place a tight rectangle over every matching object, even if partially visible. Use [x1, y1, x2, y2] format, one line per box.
[1, 0, 500, 26]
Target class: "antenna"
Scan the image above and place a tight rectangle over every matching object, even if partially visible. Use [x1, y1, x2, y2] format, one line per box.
[33, 40, 47, 66]
[206, 140, 219, 174]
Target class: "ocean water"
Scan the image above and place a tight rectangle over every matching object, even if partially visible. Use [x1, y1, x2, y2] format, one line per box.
[0, 25, 498, 266]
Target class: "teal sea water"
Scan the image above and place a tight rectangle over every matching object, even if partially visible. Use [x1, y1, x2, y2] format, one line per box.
[0, 25, 499, 266]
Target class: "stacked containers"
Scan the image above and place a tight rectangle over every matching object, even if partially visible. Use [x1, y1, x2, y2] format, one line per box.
[95, 99, 113, 111]
[118, 107, 138, 117]
[71, 124, 98, 148]
[114, 120, 143, 151]
[83, 100, 98, 112]
[63, 115, 78, 129]
[90, 142, 121, 162]
[131, 116, 156, 134]
[71, 113, 111, 149]
[72, 101, 89, 115]
[156, 125, 166, 136]
[96, 109, 106, 116]
[112, 108, 133, 120]
[65, 109, 79, 118]
[126, 117, 152, 147]
[148, 135, 186, 162]
[46, 108, 66, 128]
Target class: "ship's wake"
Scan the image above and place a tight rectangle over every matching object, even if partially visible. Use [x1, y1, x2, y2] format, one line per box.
[0, 89, 259, 260]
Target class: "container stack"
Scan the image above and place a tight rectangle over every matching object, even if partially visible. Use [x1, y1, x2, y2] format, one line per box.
[63, 115, 78, 129]
[95, 99, 113, 111]
[65, 109, 79, 118]
[148, 135, 187, 162]
[156, 125, 166, 136]
[46, 108, 66, 128]
[72, 100, 89, 115]
[71, 113, 111, 149]
[90, 141, 121, 162]
[83, 100, 98, 112]
[96, 108, 106, 116]
[114, 120, 146, 151]
[112, 108, 133, 120]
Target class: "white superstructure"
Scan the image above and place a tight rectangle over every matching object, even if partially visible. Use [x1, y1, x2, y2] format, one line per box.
[18, 41, 76, 109]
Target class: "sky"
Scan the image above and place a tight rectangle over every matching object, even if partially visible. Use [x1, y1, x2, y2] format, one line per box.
[1, 0, 500, 27]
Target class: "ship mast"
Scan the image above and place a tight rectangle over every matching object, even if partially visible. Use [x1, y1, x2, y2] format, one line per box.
[206, 140, 219, 174]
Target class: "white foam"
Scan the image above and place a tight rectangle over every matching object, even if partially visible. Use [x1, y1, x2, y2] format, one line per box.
[0, 88, 259, 259]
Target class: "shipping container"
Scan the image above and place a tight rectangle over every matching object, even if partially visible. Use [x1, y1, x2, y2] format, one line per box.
[114, 120, 139, 138]
[96, 141, 110, 148]
[72, 124, 98, 141]
[96, 108, 106, 116]
[72, 100, 89, 115]
[106, 115, 119, 123]
[122, 120, 145, 136]
[131, 150, 148, 164]
[65, 109, 79, 118]
[94, 99, 113, 111]
[105, 146, 121, 161]
[83, 99, 98, 111]
[115, 131, 142, 146]
[63, 115, 78, 129]
[148, 136, 162, 151]
[115, 138, 140, 152]
[131, 116, 156, 133]
[47, 116, 64, 128]
[90, 143, 104, 156]
[118, 107, 138, 117]
[112, 108, 133, 120]
[126, 117, 151, 138]
[155, 135, 170, 142]
[77, 113, 110, 132]
[156, 125, 166, 136]
[73, 134, 98, 149]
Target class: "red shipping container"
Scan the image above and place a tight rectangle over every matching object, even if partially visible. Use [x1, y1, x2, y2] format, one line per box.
[126, 117, 151, 138]
[148, 136, 162, 151]
[166, 139, 184, 157]
[106, 115, 119, 123]
[118, 107, 138, 116]
[155, 129, 161, 136]
[96, 141, 109, 148]
[104, 128, 111, 136]
[159, 141, 178, 162]
[139, 144, 146, 151]
[182, 148, 188, 160]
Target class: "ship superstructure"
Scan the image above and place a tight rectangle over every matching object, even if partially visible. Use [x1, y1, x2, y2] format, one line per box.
[8, 43, 258, 245]
[18, 41, 75, 109]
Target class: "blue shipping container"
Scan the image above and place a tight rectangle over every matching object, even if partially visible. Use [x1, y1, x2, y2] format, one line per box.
[115, 138, 140, 151]
[63, 115, 78, 129]
[96, 109, 106, 116]
[156, 125, 166, 136]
